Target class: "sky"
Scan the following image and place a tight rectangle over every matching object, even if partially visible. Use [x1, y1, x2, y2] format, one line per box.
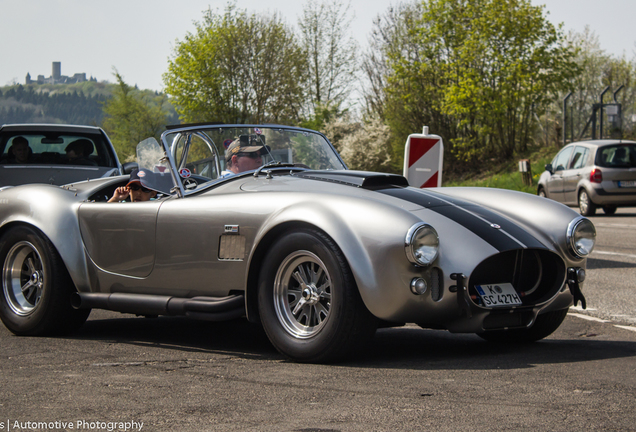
[1, 0, 636, 92]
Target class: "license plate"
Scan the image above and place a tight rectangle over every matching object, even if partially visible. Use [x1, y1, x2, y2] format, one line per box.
[618, 180, 636, 188]
[476, 283, 522, 307]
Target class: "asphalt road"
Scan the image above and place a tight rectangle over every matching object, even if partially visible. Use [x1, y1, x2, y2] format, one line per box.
[578, 207, 636, 326]
[0, 209, 635, 432]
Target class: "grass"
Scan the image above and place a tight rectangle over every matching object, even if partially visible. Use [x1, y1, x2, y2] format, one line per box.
[444, 145, 558, 194]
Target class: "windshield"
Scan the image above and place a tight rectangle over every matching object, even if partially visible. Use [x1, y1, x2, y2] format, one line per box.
[0, 132, 116, 167]
[135, 137, 176, 195]
[160, 125, 345, 193]
[595, 144, 636, 168]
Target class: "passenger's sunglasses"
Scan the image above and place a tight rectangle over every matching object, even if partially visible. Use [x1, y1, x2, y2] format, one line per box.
[128, 184, 152, 193]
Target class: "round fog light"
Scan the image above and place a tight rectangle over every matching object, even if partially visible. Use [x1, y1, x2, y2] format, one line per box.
[576, 268, 586, 283]
[410, 277, 428, 295]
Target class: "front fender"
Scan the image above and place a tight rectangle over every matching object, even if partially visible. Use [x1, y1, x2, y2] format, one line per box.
[245, 193, 422, 321]
[0, 184, 90, 292]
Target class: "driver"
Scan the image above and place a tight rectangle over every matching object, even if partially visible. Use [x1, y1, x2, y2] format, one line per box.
[108, 169, 158, 202]
[221, 135, 268, 176]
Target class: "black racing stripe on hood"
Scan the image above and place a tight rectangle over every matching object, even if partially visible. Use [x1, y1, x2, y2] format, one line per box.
[381, 188, 545, 252]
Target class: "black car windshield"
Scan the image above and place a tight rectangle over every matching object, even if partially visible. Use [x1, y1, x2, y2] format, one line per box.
[160, 125, 346, 192]
[595, 144, 636, 168]
[0, 132, 116, 167]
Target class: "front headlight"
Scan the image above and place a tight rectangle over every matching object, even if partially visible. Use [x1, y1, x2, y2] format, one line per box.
[567, 217, 596, 258]
[405, 223, 439, 266]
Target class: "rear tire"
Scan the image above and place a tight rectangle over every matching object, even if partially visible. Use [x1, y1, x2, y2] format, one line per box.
[258, 228, 377, 362]
[0, 226, 90, 335]
[477, 308, 568, 343]
[602, 205, 617, 215]
[578, 190, 596, 216]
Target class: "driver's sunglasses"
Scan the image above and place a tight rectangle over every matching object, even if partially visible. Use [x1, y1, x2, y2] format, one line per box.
[237, 152, 261, 159]
[128, 184, 152, 193]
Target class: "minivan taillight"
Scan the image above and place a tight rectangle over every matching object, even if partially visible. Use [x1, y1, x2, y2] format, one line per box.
[590, 168, 603, 183]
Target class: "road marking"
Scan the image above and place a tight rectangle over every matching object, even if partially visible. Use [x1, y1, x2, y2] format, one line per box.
[591, 250, 636, 259]
[569, 313, 636, 332]
[614, 325, 636, 332]
[593, 223, 636, 229]
[568, 313, 610, 323]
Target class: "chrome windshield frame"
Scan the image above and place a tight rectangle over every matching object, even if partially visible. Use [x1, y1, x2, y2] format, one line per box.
[159, 124, 347, 198]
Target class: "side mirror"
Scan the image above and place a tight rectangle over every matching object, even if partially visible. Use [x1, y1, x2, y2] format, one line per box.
[122, 162, 139, 174]
[545, 163, 554, 174]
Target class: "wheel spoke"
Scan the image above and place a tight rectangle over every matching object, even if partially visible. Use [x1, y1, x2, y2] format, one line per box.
[25, 257, 37, 274]
[317, 281, 331, 300]
[313, 267, 324, 285]
[301, 264, 313, 284]
[292, 297, 307, 316]
[20, 280, 36, 299]
[287, 289, 301, 308]
[291, 270, 303, 286]
[314, 302, 329, 324]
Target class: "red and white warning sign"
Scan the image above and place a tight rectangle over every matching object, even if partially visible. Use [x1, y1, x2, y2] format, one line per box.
[403, 127, 443, 188]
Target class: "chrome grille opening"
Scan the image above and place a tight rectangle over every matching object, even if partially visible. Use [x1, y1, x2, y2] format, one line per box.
[468, 249, 566, 307]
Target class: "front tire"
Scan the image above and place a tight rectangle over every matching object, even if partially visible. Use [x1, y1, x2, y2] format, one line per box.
[0, 226, 90, 335]
[537, 187, 546, 198]
[578, 189, 596, 216]
[258, 228, 376, 362]
[477, 308, 568, 343]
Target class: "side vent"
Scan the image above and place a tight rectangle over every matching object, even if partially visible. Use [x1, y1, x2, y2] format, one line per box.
[219, 235, 246, 261]
[431, 268, 443, 301]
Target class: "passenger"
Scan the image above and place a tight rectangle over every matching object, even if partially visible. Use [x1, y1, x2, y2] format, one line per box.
[108, 169, 158, 202]
[65, 139, 97, 165]
[3, 136, 33, 164]
[221, 136, 268, 176]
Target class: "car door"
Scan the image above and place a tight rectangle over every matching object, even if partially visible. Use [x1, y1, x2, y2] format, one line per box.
[545, 146, 574, 203]
[78, 201, 161, 278]
[562, 146, 590, 204]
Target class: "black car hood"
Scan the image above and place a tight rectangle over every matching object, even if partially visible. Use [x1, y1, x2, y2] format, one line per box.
[294, 170, 409, 190]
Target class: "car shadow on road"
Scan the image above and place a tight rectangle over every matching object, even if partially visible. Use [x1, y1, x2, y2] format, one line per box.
[587, 257, 636, 269]
[66, 311, 636, 370]
[70, 312, 280, 361]
[351, 326, 636, 370]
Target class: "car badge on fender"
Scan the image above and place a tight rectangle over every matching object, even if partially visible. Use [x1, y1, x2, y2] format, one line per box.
[490, 223, 501, 229]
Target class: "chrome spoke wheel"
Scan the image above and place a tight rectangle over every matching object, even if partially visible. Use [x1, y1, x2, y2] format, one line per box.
[579, 191, 589, 214]
[273, 250, 332, 339]
[578, 190, 596, 216]
[3, 241, 45, 316]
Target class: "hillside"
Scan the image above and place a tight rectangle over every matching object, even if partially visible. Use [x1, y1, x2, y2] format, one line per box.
[0, 82, 178, 127]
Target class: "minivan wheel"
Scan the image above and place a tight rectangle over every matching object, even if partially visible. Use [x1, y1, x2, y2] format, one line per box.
[578, 190, 596, 216]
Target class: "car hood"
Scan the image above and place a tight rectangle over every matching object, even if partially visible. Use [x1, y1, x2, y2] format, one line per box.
[281, 170, 582, 257]
[0, 165, 120, 187]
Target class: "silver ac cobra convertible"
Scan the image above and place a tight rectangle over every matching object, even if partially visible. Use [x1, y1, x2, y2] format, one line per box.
[0, 124, 596, 362]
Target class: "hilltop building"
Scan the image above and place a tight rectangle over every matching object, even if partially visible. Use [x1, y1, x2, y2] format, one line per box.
[25, 62, 97, 85]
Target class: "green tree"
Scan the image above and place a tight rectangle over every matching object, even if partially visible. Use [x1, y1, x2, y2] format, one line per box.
[563, 27, 636, 141]
[163, 4, 307, 124]
[102, 72, 169, 161]
[363, 2, 455, 173]
[366, 0, 578, 172]
[299, 0, 358, 126]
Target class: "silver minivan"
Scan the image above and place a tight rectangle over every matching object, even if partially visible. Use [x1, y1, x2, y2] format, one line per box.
[537, 140, 636, 215]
